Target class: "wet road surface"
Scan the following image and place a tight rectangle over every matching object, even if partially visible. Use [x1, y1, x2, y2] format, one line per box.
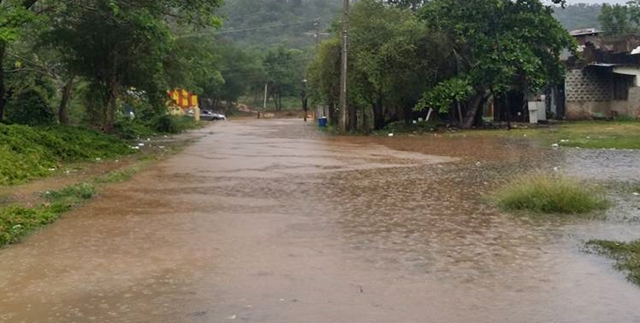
[1, 119, 640, 322]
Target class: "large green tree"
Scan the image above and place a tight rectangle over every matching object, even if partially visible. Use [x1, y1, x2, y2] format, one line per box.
[0, 0, 40, 122]
[44, 0, 223, 131]
[309, 0, 450, 131]
[598, 1, 640, 36]
[263, 46, 305, 111]
[417, 0, 574, 128]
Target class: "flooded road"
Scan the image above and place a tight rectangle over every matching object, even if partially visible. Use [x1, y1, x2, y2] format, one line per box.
[1, 119, 640, 322]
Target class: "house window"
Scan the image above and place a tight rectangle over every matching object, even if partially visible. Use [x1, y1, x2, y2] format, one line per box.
[613, 74, 633, 100]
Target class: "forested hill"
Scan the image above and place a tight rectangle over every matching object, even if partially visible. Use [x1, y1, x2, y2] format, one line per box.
[553, 4, 602, 31]
[218, 1, 602, 50]
[218, 0, 342, 50]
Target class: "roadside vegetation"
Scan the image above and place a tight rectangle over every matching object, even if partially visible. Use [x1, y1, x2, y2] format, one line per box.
[494, 174, 609, 214]
[0, 182, 96, 246]
[0, 115, 202, 186]
[0, 124, 132, 185]
[587, 239, 640, 286]
[0, 134, 191, 248]
[543, 121, 640, 150]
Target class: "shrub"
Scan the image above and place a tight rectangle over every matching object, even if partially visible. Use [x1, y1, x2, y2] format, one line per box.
[494, 174, 609, 214]
[5, 89, 56, 126]
[114, 118, 154, 140]
[152, 115, 199, 134]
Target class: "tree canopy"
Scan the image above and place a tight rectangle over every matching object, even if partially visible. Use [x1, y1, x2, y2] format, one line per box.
[308, 0, 575, 131]
[598, 1, 640, 36]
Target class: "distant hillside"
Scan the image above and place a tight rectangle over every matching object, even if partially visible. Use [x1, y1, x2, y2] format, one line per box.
[218, 0, 342, 50]
[217, 1, 602, 50]
[553, 3, 602, 31]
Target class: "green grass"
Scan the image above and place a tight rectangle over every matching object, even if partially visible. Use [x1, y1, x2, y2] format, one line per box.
[460, 120, 640, 150]
[549, 121, 640, 149]
[43, 183, 96, 212]
[0, 183, 96, 247]
[586, 239, 640, 286]
[494, 174, 609, 214]
[0, 124, 134, 186]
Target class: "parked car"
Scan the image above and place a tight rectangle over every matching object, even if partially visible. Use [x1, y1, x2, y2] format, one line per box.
[187, 109, 226, 121]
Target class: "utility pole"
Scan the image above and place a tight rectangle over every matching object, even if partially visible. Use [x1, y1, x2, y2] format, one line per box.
[263, 83, 268, 110]
[339, 0, 349, 133]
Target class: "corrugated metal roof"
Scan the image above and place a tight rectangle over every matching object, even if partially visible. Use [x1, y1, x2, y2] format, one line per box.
[570, 28, 602, 36]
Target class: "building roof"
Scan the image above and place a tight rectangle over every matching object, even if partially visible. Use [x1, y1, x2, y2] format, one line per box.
[570, 28, 602, 37]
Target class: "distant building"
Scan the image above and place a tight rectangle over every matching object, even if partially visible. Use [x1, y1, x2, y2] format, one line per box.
[555, 29, 640, 120]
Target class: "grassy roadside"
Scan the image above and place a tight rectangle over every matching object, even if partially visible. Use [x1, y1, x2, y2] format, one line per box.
[0, 183, 96, 246]
[0, 119, 203, 248]
[586, 239, 640, 286]
[0, 116, 202, 186]
[0, 124, 134, 186]
[0, 146, 184, 248]
[468, 121, 640, 149]
[380, 120, 640, 150]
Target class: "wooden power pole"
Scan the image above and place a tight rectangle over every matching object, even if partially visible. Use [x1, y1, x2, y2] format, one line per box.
[339, 0, 349, 133]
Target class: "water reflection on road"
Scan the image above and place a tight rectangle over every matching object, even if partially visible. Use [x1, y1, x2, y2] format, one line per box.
[1, 119, 640, 323]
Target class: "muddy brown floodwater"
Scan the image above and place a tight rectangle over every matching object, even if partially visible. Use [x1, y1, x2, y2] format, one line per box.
[1, 119, 640, 323]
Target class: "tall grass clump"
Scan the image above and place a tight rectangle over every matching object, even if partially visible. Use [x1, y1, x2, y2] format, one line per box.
[494, 174, 609, 214]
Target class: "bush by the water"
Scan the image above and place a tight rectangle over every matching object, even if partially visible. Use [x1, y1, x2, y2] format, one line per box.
[114, 118, 155, 140]
[0, 124, 133, 185]
[495, 174, 609, 214]
[115, 115, 200, 139]
[153, 115, 199, 134]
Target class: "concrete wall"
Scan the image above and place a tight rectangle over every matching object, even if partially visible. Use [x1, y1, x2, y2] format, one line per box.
[565, 101, 611, 119]
[565, 68, 612, 103]
[611, 87, 640, 118]
[565, 68, 640, 119]
[565, 68, 612, 119]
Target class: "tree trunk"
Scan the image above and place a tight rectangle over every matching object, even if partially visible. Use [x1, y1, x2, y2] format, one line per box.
[0, 43, 6, 123]
[104, 79, 119, 132]
[372, 95, 384, 130]
[278, 94, 282, 111]
[58, 76, 75, 125]
[403, 105, 413, 125]
[328, 101, 337, 125]
[362, 103, 368, 132]
[348, 105, 357, 131]
[462, 92, 488, 129]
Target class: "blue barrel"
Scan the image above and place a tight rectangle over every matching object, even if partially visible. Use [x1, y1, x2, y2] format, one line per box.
[318, 117, 328, 128]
